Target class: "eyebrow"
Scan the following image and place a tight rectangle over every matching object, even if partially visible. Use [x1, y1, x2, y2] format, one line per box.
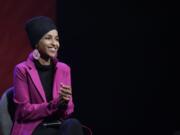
[45, 34, 59, 37]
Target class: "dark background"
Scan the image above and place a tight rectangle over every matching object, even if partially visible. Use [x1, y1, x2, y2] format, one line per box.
[56, 0, 177, 135]
[56, 1, 113, 134]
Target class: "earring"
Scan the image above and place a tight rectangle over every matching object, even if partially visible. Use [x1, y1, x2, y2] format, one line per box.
[32, 49, 40, 60]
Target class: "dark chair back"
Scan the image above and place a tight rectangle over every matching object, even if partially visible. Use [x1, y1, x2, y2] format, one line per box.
[0, 87, 15, 135]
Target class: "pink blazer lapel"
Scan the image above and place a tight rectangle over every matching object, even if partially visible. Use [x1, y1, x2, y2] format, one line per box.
[26, 53, 47, 102]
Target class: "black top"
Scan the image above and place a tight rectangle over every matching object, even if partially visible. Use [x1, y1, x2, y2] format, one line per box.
[34, 60, 55, 102]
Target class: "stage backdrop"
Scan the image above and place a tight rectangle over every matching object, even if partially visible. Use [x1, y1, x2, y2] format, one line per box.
[0, 0, 56, 96]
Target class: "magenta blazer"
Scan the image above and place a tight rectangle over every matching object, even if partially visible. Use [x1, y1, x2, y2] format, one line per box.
[10, 52, 74, 135]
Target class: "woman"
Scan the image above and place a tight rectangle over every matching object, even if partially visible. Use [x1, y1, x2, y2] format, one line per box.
[10, 16, 84, 135]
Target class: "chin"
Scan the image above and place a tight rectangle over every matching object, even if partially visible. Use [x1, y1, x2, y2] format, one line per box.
[48, 53, 57, 58]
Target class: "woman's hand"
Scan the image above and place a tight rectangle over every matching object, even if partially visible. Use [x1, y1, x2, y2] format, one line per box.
[59, 83, 72, 104]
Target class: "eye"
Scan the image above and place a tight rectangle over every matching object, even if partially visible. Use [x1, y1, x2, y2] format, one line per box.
[56, 37, 59, 41]
[45, 37, 51, 40]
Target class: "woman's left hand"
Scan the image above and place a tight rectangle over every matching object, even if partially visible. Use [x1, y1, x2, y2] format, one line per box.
[59, 83, 72, 104]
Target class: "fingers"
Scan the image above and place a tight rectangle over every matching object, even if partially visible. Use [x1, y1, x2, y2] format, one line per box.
[60, 90, 71, 98]
[59, 83, 72, 101]
[60, 83, 71, 91]
[59, 90, 71, 101]
[60, 88, 72, 95]
[61, 96, 71, 101]
[60, 94, 71, 102]
[59, 91, 71, 101]
[60, 83, 72, 94]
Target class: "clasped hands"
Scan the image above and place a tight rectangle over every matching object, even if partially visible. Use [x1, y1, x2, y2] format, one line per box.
[58, 83, 72, 105]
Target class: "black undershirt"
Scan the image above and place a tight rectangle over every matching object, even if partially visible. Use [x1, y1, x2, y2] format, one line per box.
[34, 60, 54, 102]
[34, 60, 59, 123]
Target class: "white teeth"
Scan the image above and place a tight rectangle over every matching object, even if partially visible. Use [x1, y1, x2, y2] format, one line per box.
[49, 48, 56, 51]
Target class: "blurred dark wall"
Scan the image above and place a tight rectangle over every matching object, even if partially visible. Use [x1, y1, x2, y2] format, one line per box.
[56, 0, 175, 135]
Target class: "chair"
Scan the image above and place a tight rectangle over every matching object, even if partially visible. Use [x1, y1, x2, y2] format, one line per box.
[0, 87, 16, 135]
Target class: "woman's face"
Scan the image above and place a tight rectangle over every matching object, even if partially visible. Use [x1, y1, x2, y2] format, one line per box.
[37, 29, 60, 59]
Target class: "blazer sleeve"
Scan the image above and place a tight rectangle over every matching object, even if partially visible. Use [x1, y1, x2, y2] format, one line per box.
[58, 65, 74, 119]
[13, 65, 60, 122]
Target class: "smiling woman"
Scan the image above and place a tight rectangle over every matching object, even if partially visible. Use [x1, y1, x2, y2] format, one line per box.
[10, 16, 84, 135]
[36, 29, 60, 65]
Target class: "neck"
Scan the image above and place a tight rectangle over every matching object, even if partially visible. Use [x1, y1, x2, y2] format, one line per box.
[38, 57, 51, 65]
